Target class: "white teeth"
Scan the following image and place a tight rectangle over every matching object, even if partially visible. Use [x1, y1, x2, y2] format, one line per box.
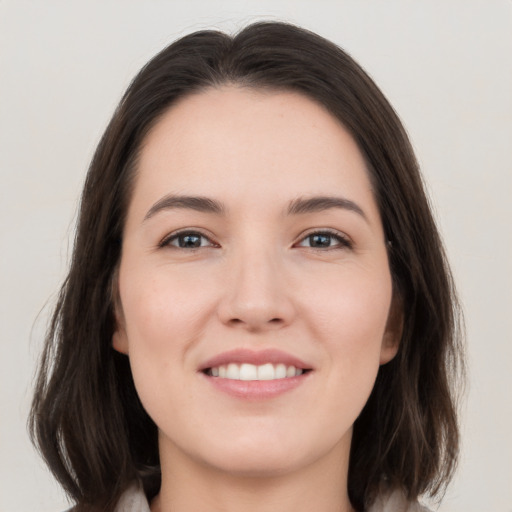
[257, 363, 275, 380]
[209, 363, 306, 381]
[226, 363, 239, 380]
[275, 363, 286, 379]
[239, 363, 258, 381]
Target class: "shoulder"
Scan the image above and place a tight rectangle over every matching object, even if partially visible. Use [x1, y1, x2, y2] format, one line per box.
[63, 483, 150, 512]
[368, 490, 433, 512]
[113, 483, 151, 512]
[65, 486, 431, 512]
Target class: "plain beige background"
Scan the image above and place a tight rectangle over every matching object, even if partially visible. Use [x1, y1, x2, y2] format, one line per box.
[1, 1, 511, 511]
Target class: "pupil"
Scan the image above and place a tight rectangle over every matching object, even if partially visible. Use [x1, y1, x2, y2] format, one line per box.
[311, 234, 330, 247]
[180, 234, 201, 248]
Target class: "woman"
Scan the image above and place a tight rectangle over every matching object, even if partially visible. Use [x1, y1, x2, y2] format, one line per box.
[30, 22, 464, 512]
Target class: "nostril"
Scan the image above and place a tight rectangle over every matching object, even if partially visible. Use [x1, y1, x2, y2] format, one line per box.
[228, 317, 283, 326]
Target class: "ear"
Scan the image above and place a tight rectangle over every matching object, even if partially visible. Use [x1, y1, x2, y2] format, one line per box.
[380, 293, 403, 365]
[111, 271, 129, 355]
[112, 319, 129, 355]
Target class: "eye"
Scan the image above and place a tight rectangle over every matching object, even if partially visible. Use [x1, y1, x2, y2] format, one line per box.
[295, 230, 352, 250]
[160, 230, 217, 249]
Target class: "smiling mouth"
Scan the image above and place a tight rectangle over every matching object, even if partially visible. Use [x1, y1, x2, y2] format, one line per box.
[203, 363, 311, 381]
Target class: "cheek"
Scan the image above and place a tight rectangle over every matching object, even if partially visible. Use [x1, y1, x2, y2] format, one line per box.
[118, 270, 212, 425]
[302, 265, 392, 385]
[120, 265, 216, 348]
[314, 275, 391, 426]
[305, 264, 392, 342]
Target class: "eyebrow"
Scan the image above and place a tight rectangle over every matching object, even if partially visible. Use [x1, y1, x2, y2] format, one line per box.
[143, 194, 367, 222]
[287, 195, 367, 220]
[144, 194, 225, 221]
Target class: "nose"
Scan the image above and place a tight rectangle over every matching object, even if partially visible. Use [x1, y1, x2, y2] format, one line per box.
[217, 246, 296, 332]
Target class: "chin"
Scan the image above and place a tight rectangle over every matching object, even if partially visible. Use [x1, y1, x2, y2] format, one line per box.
[193, 428, 344, 479]
[206, 448, 308, 478]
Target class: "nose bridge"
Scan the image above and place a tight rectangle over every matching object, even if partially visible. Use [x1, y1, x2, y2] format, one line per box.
[219, 234, 293, 330]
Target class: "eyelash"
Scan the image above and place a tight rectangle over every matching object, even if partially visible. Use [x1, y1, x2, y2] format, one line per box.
[159, 230, 218, 250]
[295, 229, 353, 250]
[159, 229, 353, 251]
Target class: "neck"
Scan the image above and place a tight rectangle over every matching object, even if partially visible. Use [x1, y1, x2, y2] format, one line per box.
[151, 438, 354, 512]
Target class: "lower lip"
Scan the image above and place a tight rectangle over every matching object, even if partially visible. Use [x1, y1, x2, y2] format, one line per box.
[201, 373, 311, 400]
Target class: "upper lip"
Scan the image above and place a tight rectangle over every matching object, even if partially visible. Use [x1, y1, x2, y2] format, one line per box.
[199, 348, 312, 371]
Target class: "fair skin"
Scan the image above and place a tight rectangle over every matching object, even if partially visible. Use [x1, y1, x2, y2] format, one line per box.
[113, 87, 401, 512]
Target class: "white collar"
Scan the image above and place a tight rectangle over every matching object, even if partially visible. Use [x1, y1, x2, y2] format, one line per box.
[113, 483, 431, 512]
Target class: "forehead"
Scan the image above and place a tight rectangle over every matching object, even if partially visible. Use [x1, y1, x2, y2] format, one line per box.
[131, 86, 378, 219]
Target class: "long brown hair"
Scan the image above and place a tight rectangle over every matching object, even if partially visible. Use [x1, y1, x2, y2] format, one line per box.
[29, 21, 464, 511]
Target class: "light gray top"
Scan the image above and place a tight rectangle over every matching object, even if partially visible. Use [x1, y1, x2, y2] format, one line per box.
[112, 483, 432, 512]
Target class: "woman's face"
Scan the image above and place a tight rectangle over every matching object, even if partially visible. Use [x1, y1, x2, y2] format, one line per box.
[114, 87, 400, 477]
